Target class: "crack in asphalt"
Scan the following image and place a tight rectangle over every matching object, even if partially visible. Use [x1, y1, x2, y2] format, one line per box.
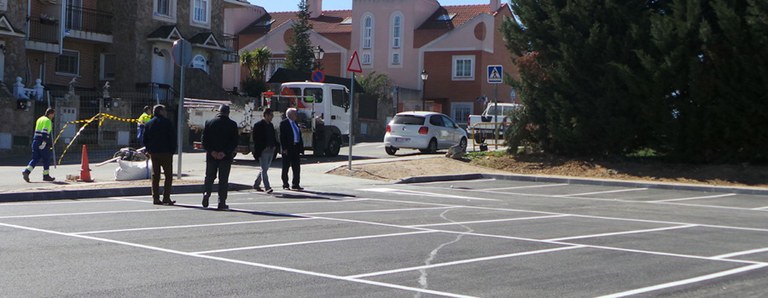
[415, 209, 474, 298]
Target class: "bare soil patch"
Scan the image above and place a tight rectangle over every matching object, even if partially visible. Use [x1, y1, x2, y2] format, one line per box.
[329, 155, 768, 189]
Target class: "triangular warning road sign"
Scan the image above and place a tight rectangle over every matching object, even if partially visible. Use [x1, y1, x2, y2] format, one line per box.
[347, 51, 363, 73]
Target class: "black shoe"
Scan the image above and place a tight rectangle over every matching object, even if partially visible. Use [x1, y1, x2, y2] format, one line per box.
[43, 175, 55, 182]
[266, 188, 273, 194]
[282, 185, 290, 190]
[202, 193, 210, 208]
[291, 185, 304, 191]
[254, 186, 263, 192]
[162, 199, 176, 206]
[22, 171, 30, 183]
[217, 203, 229, 210]
[153, 199, 163, 205]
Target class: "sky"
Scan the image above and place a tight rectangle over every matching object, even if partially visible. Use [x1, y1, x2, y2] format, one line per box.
[247, 0, 504, 13]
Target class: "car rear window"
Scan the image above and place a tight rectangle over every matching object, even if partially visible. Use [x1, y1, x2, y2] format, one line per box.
[393, 115, 425, 125]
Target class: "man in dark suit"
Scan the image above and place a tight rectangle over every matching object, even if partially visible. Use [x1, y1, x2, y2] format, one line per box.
[279, 108, 303, 190]
[252, 108, 278, 193]
[142, 104, 176, 205]
[201, 105, 239, 210]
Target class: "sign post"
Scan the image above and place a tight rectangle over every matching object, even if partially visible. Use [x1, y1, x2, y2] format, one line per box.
[487, 65, 503, 149]
[172, 39, 192, 179]
[346, 51, 362, 171]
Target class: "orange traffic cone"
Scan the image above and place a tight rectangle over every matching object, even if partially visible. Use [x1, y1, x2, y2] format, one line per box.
[78, 144, 94, 182]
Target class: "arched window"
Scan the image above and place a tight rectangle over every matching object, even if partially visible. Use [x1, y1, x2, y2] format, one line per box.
[362, 14, 373, 49]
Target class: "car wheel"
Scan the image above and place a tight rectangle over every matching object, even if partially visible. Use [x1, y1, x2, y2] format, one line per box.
[419, 138, 438, 154]
[325, 136, 341, 157]
[459, 137, 467, 150]
[385, 146, 398, 156]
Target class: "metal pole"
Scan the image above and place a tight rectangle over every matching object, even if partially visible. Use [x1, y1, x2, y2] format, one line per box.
[176, 60, 185, 180]
[494, 84, 499, 150]
[348, 74, 354, 171]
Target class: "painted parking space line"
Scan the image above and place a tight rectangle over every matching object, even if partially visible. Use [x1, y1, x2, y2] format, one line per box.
[346, 245, 585, 279]
[480, 183, 569, 191]
[545, 224, 698, 242]
[653, 193, 737, 203]
[556, 188, 648, 197]
[711, 247, 768, 260]
[0, 198, 129, 206]
[0, 221, 476, 298]
[362, 188, 500, 201]
[0, 207, 191, 219]
[751, 206, 768, 210]
[409, 214, 570, 228]
[303, 206, 457, 215]
[191, 230, 437, 255]
[597, 263, 768, 298]
[73, 217, 316, 235]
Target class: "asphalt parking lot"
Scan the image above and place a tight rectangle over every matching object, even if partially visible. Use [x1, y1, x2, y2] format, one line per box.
[2, 179, 767, 297]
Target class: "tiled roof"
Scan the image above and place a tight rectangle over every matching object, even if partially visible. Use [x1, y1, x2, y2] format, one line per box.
[241, 9, 352, 35]
[417, 4, 496, 30]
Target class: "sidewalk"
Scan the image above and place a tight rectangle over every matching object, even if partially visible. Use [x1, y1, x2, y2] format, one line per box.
[0, 151, 424, 202]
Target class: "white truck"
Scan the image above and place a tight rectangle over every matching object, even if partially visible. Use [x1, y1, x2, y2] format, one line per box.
[187, 82, 351, 157]
[467, 102, 521, 142]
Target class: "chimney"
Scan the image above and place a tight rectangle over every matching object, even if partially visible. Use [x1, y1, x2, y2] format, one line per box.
[490, 0, 501, 11]
[309, 0, 323, 18]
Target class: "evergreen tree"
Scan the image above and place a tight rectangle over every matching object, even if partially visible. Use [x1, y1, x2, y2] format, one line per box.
[639, 0, 768, 162]
[502, 0, 657, 156]
[285, 0, 315, 72]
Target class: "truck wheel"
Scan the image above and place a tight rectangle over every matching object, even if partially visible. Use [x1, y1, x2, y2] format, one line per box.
[325, 135, 341, 157]
[385, 146, 398, 155]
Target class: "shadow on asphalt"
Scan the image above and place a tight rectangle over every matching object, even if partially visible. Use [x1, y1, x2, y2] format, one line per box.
[172, 203, 306, 218]
[275, 189, 357, 201]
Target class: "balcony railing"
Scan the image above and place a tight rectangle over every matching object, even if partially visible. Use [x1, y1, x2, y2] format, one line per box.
[66, 5, 113, 35]
[28, 18, 59, 43]
[222, 34, 239, 63]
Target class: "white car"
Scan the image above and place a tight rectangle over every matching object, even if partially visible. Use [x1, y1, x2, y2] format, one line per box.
[384, 111, 468, 155]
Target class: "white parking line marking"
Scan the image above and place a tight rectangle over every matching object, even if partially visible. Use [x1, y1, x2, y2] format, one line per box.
[711, 247, 768, 259]
[481, 183, 569, 191]
[305, 206, 457, 215]
[0, 221, 476, 298]
[597, 263, 768, 298]
[413, 179, 498, 186]
[192, 230, 437, 255]
[0, 199, 129, 206]
[346, 245, 585, 279]
[557, 188, 648, 197]
[73, 218, 315, 235]
[653, 193, 737, 202]
[545, 224, 698, 242]
[362, 188, 500, 201]
[410, 214, 570, 228]
[751, 206, 768, 210]
[0, 208, 190, 219]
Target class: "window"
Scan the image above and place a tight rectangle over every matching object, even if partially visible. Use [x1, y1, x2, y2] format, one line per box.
[154, 0, 176, 20]
[56, 50, 79, 75]
[304, 87, 323, 103]
[100, 53, 116, 80]
[362, 14, 373, 49]
[332, 89, 347, 108]
[452, 55, 475, 80]
[362, 52, 372, 65]
[192, 0, 209, 24]
[391, 14, 402, 49]
[392, 53, 400, 65]
[429, 115, 445, 127]
[451, 102, 473, 125]
[442, 116, 457, 128]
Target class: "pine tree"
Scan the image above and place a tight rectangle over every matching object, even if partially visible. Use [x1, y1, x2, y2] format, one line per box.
[285, 0, 315, 72]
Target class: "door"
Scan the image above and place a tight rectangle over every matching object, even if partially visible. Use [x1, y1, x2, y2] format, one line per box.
[151, 49, 173, 86]
[428, 115, 448, 148]
[442, 115, 461, 145]
[329, 87, 350, 135]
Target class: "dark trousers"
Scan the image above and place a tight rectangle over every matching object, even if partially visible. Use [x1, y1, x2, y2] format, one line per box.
[149, 153, 173, 201]
[27, 140, 51, 172]
[281, 148, 301, 187]
[204, 157, 232, 202]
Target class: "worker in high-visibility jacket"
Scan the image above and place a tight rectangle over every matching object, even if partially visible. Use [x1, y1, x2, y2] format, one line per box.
[136, 105, 152, 147]
[23, 108, 56, 182]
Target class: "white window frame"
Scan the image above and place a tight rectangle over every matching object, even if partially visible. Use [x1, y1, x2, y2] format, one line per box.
[452, 55, 475, 80]
[361, 13, 373, 49]
[153, 0, 177, 21]
[391, 52, 400, 66]
[362, 51, 372, 66]
[56, 49, 80, 76]
[190, 0, 210, 27]
[451, 102, 473, 125]
[100, 53, 116, 80]
[391, 13, 402, 49]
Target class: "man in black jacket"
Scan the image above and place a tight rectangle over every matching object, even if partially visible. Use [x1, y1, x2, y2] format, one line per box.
[252, 108, 278, 193]
[142, 104, 176, 205]
[279, 108, 304, 190]
[201, 105, 239, 210]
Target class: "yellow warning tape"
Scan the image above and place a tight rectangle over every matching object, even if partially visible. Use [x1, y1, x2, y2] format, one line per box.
[54, 113, 141, 165]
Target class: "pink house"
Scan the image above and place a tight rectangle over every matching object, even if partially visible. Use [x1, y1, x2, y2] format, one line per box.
[224, 0, 517, 126]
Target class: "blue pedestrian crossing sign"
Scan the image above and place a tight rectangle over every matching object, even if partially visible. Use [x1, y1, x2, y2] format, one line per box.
[487, 65, 503, 84]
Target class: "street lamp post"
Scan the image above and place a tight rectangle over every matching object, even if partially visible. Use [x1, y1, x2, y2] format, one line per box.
[420, 69, 428, 111]
[312, 45, 325, 69]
